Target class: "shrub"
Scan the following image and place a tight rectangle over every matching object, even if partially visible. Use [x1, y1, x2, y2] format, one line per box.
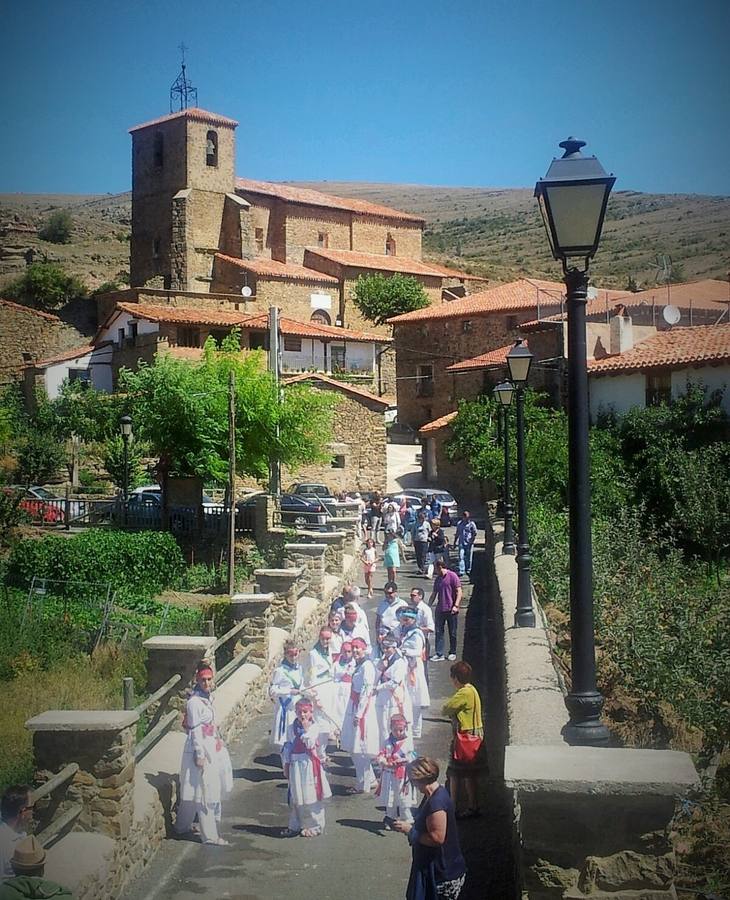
[38, 209, 73, 244]
[16, 429, 66, 484]
[352, 273, 430, 325]
[5, 263, 87, 310]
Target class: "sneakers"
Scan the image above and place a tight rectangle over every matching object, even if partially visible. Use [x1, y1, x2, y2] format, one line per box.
[430, 654, 445, 661]
[447, 653, 457, 661]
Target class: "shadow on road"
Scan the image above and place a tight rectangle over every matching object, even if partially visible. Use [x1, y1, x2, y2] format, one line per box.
[336, 817, 387, 836]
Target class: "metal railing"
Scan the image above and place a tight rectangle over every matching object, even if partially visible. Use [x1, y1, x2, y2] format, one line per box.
[31, 763, 82, 849]
[209, 619, 251, 686]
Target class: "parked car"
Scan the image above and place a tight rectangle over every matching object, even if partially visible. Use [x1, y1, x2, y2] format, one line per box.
[5, 486, 65, 524]
[405, 488, 459, 525]
[237, 492, 329, 529]
[287, 483, 338, 509]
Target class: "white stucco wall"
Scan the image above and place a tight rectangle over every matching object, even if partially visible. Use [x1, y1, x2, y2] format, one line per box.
[589, 372, 646, 420]
[98, 310, 160, 344]
[281, 339, 376, 374]
[672, 365, 730, 413]
[42, 346, 114, 398]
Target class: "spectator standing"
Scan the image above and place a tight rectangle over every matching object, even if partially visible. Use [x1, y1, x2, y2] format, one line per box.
[443, 661, 485, 819]
[428, 559, 462, 661]
[383, 530, 407, 583]
[454, 511, 478, 578]
[413, 511, 430, 575]
[427, 519, 449, 577]
[361, 539, 377, 599]
[369, 493, 383, 543]
[0, 787, 32, 881]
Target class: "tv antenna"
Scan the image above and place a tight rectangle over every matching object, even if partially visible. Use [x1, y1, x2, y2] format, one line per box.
[170, 43, 198, 113]
[655, 254, 672, 305]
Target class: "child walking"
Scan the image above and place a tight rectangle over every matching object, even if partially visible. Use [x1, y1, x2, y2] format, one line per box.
[375, 713, 416, 829]
[281, 698, 332, 838]
[361, 538, 377, 599]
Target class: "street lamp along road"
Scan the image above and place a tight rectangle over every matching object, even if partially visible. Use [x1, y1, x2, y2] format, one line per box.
[506, 341, 536, 628]
[120, 415, 132, 525]
[535, 137, 614, 746]
[493, 381, 516, 556]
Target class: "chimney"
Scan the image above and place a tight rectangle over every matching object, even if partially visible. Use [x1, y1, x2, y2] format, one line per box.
[609, 305, 633, 354]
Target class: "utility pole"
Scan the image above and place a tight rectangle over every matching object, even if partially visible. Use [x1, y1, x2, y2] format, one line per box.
[226, 370, 236, 595]
[268, 306, 281, 497]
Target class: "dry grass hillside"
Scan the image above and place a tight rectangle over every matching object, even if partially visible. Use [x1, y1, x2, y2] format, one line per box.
[1, 184, 728, 293]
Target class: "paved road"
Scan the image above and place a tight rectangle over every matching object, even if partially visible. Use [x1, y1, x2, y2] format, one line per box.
[121, 543, 514, 900]
[386, 442, 422, 493]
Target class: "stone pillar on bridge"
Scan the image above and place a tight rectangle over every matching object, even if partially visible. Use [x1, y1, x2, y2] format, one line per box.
[230, 592, 275, 666]
[284, 543, 327, 598]
[142, 635, 217, 723]
[253, 566, 306, 627]
[26, 710, 139, 841]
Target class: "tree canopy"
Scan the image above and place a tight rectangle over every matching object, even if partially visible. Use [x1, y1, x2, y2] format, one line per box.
[39, 210, 73, 244]
[351, 273, 430, 325]
[5, 263, 87, 310]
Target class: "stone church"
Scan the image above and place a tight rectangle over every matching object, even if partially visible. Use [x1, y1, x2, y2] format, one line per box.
[125, 106, 472, 336]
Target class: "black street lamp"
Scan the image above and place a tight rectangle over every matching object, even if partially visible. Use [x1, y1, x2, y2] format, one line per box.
[506, 341, 535, 628]
[493, 381, 516, 555]
[120, 415, 132, 526]
[535, 137, 614, 746]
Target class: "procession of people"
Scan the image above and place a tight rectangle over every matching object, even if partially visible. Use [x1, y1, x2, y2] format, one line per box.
[170, 507, 481, 899]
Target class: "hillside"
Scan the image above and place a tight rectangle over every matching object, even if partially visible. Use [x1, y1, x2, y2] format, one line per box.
[1, 184, 728, 292]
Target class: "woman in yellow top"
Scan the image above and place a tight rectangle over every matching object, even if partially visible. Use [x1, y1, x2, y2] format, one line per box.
[442, 660, 484, 819]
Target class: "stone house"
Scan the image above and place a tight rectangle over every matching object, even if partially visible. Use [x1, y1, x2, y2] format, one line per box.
[280, 373, 389, 493]
[23, 342, 114, 400]
[0, 299, 87, 386]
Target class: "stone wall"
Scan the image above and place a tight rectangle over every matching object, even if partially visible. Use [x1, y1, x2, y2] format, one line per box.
[0, 300, 87, 385]
[283, 205, 352, 264]
[350, 216, 422, 259]
[394, 305, 562, 429]
[422, 424, 489, 507]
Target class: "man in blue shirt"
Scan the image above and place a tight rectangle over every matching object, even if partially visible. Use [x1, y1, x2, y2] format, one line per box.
[454, 511, 478, 578]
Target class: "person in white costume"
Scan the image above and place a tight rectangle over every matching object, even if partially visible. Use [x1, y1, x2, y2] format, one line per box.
[340, 637, 379, 794]
[331, 585, 368, 630]
[375, 714, 416, 828]
[327, 610, 344, 659]
[269, 642, 304, 756]
[175, 663, 233, 845]
[340, 604, 372, 653]
[397, 607, 431, 739]
[332, 640, 355, 730]
[305, 627, 339, 741]
[281, 698, 332, 838]
[374, 634, 413, 747]
[374, 581, 407, 657]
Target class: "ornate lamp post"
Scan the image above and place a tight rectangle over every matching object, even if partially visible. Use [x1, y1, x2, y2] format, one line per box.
[493, 381, 516, 555]
[120, 415, 132, 526]
[535, 137, 614, 745]
[506, 340, 535, 628]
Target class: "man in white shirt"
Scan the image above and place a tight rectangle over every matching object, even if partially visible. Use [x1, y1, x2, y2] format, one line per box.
[0, 785, 32, 880]
[375, 582, 407, 656]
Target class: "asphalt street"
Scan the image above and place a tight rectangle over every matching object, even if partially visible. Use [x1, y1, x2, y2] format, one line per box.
[121, 538, 514, 900]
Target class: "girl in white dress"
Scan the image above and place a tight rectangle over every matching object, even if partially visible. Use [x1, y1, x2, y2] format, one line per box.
[340, 637, 379, 794]
[327, 610, 344, 660]
[398, 608, 431, 739]
[269, 642, 304, 756]
[333, 641, 355, 730]
[175, 663, 234, 845]
[305, 627, 339, 741]
[281, 699, 332, 838]
[375, 714, 416, 827]
[374, 635, 413, 747]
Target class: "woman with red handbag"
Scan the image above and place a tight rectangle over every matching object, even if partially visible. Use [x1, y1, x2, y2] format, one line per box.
[442, 661, 485, 820]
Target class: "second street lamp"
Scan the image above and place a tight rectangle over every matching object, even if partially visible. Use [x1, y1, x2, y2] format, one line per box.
[493, 381, 515, 555]
[120, 414, 133, 527]
[535, 137, 614, 746]
[506, 341, 535, 628]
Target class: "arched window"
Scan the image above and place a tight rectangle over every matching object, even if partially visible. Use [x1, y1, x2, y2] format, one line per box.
[153, 132, 164, 168]
[206, 130, 218, 167]
[385, 233, 396, 256]
[311, 309, 331, 326]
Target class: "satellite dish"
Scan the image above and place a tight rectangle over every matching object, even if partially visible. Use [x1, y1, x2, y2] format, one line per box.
[241, 285, 252, 298]
[662, 304, 681, 325]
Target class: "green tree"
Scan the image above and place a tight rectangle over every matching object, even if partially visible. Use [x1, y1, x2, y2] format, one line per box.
[39, 209, 73, 244]
[352, 273, 430, 325]
[16, 430, 66, 484]
[5, 263, 87, 310]
[102, 435, 149, 491]
[117, 333, 336, 483]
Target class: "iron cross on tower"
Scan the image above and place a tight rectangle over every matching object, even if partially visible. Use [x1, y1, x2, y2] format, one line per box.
[170, 43, 198, 112]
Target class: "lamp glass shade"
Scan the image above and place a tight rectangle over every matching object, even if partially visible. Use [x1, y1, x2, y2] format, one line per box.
[120, 415, 132, 438]
[534, 138, 615, 262]
[493, 381, 515, 407]
[506, 341, 533, 386]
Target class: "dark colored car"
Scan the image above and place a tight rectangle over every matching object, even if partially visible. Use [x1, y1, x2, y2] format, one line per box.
[236, 492, 329, 529]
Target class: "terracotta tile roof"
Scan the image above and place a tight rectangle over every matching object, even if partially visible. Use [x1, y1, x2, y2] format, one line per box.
[0, 299, 62, 322]
[446, 343, 516, 372]
[304, 248, 464, 279]
[388, 279, 568, 323]
[235, 178, 425, 224]
[31, 344, 94, 368]
[588, 324, 730, 375]
[238, 314, 389, 344]
[419, 411, 458, 434]
[116, 302, 249, 327]
[215, 253, 339, 284]
[618, 279, 730, 310]
[129, 107, 238, 133]
[283, 373, 390, 408]
[415, 261, 482, 280]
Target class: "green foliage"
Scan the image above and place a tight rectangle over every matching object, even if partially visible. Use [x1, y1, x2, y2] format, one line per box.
[39, 209, 73, 244]
[118, 334, 336, 482]
[49, 380, 125, 443]
[102, 435, 148, 490]
[15, 428, 66, 484]
[92, 280, 122, 295]
[5, 262, 87, 309]
[0, 492, 24, 546]
[352, 273, 430, 325]
[5, 529, 185, 610]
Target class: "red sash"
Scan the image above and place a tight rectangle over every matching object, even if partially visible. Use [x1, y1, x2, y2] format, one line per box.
[349, 688, 371, 740]
[292, 735, 325, 801]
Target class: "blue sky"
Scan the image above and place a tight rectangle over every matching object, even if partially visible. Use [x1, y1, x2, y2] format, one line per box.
[2, 0, 729, 196]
